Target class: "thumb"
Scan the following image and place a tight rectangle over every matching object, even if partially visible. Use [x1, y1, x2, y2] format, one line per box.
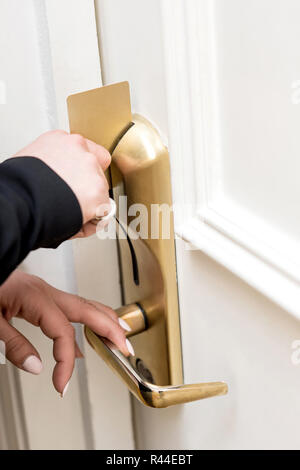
[0, 318, 43, 374]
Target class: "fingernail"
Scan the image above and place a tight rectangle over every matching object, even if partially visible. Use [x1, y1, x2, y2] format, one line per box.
[118, 318, 132, 332]
[95, 198, 116, 222]
[126, 339, 135, 356]
[22, 355, 43, 375]
[61, 381, 70, 398]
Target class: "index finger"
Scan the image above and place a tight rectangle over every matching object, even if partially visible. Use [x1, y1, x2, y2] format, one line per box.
[48, 290, 133, 357]
[85, 138, 111, 170]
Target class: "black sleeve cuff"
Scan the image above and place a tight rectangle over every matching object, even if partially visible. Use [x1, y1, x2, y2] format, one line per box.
[0, 156, 83, 249]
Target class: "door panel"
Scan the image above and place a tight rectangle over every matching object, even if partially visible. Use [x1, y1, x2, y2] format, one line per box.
[135, 246, 300, 449]
[43, 0, 135, 450]
[214, 0, 300, 239]
[0, 0, 134, 450]
[95, 0, 168, 136]
[96, 0, 300, 449]
[0, 0, 88, 449]
[1, 0, 299, 451]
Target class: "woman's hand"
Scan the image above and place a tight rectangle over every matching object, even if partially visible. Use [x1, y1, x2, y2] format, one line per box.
[14, 130, 111, 238]
[0, 271, 134, 397]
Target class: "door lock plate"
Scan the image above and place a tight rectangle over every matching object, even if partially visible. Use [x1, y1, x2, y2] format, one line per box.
[111, 114, 183, 386]
[68, 82, 183, 386]
[68, 83, 228, 406]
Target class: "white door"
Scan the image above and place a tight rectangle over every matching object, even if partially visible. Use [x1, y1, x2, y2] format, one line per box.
[95, 0, 300, 450]
[0, 0, 133, 450]
[2, 0, 300, 451]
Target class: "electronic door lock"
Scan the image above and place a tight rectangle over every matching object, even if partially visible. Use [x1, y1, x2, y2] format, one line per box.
[68, 84, 228, 407]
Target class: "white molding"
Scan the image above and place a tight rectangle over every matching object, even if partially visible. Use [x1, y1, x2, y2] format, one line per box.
[199, 202, 300, 283]
[178, 216, 300, 319]
[0, 365, 28, 450]
[161, 0, 300, 319]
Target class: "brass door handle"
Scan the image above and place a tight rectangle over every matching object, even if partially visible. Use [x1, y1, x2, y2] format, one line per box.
[68, 83, 228, 408]
[85, 306, 227, 408]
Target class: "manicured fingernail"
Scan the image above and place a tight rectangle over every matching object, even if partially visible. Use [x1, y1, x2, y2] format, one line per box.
[22, 355, 43, 375]
[61, 381, 70, 398]
[119, 318, 132, 332]
[126, 339, 135, 356]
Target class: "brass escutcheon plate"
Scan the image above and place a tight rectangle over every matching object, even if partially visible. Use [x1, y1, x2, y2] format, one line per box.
[111, 115, 183, 386]
[67, 83, 183, 387]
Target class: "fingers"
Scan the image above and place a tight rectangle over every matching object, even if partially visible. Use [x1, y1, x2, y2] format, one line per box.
[0, 305, 82, 395]
[85, 138, 111, 170]
[52, 326, 75, 396]
[76, 303, 132, 356]
[71, 218, 111, 239]
[26, 296, 76, 395]
[50, 290, 134, 357]
[65, 132, 111, 175]
[87, 300, 119, 323]
[0, 315, 82, 380]
[42, 316, 75, 395]
[81, 308, 133, 356]
[0, 317, 43, 374]
[72, 222, 97, 239]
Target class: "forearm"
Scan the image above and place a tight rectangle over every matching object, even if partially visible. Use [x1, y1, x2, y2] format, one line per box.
[0, 156, 82, 284]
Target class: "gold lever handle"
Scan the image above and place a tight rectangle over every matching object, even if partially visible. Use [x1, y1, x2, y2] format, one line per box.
[85, 304, 228, 408]
[85, 326, 227, 408]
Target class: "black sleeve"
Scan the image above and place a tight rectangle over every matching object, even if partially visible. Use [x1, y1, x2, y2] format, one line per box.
[0, 156, 83, 284]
